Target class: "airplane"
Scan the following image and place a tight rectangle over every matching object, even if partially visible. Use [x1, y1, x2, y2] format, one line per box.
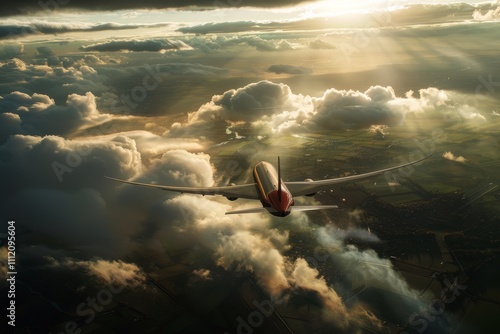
[106, 155, 430, 217]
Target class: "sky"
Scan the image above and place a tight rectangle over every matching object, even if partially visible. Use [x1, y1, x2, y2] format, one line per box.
[1, 0, 500, 333]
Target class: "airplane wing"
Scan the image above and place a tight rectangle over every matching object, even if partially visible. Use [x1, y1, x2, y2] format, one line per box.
[105, 176, 260, 200]
[285, 155, 431, 197]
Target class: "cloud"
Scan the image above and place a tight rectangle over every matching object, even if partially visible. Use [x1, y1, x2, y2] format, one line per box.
[0, 90, 109, 141]
[176, 18, 343, 35]
[0, 43, 24, 59]
[309, 38, 335, 49]
[185, 80, 483, 135]
[0, 21, 169, 39]
[154, 194, 389, 330]
[193, 268, 212, 280]
[0, 0, 313, 17]
[267, 64, 312, 75]
[81, 39, 191, 52]
[95, 130, 204, 157]
[54, 258, 147, 288]
[473, 2, 500, 20]
[442, 151, 467, 163]
[0, 134, 142, 195]
[35, 46, 55, 57]
[177, 21, 263, 35]
[217, 35, 295, 52]
[188, 80, 298, 123]
[9, 188, 126, 255]
[307, 85, 403, 130]
[216, 231, 290, 296]
[0, 58, 108, 103]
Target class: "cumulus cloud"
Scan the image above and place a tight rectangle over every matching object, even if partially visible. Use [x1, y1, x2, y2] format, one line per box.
[0, 90, 109, 141]
[0, 43, 24, 59]
[181, 34, 295, 52]
[150, 194, 391, 330]
[193, 268, 212, 280]
[51, 258, 147, 288]
[309, 38, 336, 49]
[216, 231, 290, 296]
[442, 151, 467, 163]
[186, 81, 463, 134]
[188, 80, 298, 123]
[0, 131, 217, 259]
[0, 58, 108, 102]
[224, 35, 293, 52]
[267, 64, 312, 75]
[0, 134, 142, 198]
[95, 130, 204, 157]
[81, 39, 191, 52]
[473, 2, 500, 20]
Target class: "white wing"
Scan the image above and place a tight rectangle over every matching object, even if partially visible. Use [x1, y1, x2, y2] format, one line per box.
[285, 155, 430, 197]
[105, 176, 259, 200]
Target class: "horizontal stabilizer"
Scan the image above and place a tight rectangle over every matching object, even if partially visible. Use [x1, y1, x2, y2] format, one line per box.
[225, 207, 272, 215]
[225, 205, 338, 215]
[290, 205, 338, 212]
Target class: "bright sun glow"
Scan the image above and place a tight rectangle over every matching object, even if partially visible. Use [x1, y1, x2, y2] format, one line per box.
[304, 0, 407, 17]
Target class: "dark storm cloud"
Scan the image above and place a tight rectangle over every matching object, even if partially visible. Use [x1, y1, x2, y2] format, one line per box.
[0, 21, 169, 39]
[267, 64, 312, 75]
[0, 0, 313, 17]
[80, 39, 191, 52]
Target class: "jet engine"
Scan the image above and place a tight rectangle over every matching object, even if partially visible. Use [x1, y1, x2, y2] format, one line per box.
[226, 183, 238, 201]
[304, 178, 316, 196]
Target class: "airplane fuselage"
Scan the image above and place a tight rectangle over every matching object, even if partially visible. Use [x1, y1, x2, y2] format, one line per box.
[253, 161, 294, 217]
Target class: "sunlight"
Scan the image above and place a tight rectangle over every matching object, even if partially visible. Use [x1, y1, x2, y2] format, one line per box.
[303, 0, 407, 18]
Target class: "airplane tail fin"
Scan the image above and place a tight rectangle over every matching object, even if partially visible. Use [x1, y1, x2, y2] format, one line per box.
[278, 156, 282, 203]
